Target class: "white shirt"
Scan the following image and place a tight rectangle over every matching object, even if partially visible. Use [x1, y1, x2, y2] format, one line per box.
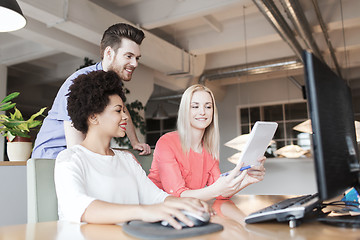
[54, 145, 169, 223]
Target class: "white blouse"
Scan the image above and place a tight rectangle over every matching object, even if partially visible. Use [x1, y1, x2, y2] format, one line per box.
[54, 145, 169, 223]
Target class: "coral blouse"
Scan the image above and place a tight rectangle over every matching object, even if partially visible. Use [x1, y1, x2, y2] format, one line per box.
[148, 131, 222, 197]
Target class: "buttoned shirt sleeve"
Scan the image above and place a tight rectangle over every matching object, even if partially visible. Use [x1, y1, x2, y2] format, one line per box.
[206, 158, 221, 186]
[205, 154, 231, 200]
[152, 135, 190, 197]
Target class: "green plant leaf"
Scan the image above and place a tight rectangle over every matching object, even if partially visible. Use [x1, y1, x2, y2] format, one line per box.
[16, 123, 30, 132]
[0, 102, 16, 111]
[2, 121, 23, 128]
[0, 114, 9, 120]
[0, 92, 46, 139]
[1, 92, 19, 104]
[28, 107, 47, 122]
[7, 129, 30, 139]
[27, 120, 42, 128]
[10, 107, 23, 120]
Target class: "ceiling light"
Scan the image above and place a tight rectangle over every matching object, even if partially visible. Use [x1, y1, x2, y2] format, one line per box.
[0, 0, 26, 32]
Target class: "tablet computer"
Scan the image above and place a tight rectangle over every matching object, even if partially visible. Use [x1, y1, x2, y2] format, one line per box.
[221, 121, 278, 176]
[238, 121, 278, 168]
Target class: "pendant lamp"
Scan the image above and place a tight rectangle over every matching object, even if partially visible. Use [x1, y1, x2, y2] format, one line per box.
[224, 134, 249, 151]
[293, 119, 360, 142]
[274, 144, 309, 158]
[0, 0, 26, 32]
[292, 119, 312, 134]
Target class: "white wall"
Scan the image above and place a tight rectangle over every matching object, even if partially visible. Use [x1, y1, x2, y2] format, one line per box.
[0, 165, 27, 226]
[239, 158, 317, 195]
[124, 65, 154, 105]
[123, 65, 155, 144]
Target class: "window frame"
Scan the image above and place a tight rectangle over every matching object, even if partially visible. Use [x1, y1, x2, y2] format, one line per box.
[237, 101, 311, 156]
[145, 116, 177, 148]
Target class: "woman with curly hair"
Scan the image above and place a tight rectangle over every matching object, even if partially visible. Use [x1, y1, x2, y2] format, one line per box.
[148, 84, 266, 201]
[54, 70, 209, 228]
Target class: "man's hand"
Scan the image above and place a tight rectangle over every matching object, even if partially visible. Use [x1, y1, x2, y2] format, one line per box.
[132, 142, 151, 155]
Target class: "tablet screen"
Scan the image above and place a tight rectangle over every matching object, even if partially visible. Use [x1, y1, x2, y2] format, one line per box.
[238, 121, 278, 167]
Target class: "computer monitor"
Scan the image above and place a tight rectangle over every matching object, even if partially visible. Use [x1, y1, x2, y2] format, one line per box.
[303, 50, 360, 201]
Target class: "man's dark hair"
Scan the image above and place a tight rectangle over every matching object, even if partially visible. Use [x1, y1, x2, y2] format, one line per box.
[100, 23, 145, 59]
[67, 70, 126, 134]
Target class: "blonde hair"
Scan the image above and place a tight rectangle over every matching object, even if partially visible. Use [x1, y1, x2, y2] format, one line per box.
[177, 84, 220, 159]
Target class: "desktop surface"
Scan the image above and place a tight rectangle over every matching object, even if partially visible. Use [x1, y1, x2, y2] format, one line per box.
[1, 195, 359, 240]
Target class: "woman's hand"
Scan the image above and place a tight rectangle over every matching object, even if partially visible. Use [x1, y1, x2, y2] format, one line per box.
[164, 196, 212, 214]
[212, 162, 248, 197]
[138, 196, 211, 230]
[237, 156, 266, 191]
[214, 156, 266, 197]
[246, 156, 266, 181]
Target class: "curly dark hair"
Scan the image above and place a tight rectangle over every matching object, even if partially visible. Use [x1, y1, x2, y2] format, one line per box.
[100, 23, 145, 59]
[67, 70, 126, 134]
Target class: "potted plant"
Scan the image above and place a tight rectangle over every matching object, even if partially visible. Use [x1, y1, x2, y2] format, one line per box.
[0, 92, 46, 161]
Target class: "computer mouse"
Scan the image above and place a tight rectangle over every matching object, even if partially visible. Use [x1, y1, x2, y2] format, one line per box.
[161, 210, 210, 228]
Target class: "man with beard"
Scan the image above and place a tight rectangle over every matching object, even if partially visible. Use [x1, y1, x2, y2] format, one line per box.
[32, 23, 151, 159]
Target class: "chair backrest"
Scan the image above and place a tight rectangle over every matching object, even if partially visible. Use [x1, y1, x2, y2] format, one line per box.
[26, 151, 152, 223]
[125, 149, 154, 175]
[27, 158, 58, 223]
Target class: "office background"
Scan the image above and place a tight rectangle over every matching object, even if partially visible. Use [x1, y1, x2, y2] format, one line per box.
[0, 0, 359, 226]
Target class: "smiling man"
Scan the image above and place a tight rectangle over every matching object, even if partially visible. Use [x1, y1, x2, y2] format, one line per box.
[32, 23, 151, 159]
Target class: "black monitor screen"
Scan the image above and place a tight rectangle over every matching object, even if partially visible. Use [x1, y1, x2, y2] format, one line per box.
[303, 51, 360, 201]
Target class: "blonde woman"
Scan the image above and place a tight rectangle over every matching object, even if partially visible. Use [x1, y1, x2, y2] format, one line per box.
[148, 84, 266, 201]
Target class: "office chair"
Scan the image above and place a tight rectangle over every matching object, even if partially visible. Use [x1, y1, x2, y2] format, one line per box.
[116, 148, 154, 175]
[27, 158, 58, 223]
[26, 149, 152, 223]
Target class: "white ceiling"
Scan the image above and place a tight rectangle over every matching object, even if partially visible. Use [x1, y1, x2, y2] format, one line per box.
[2, 0, 360, 114]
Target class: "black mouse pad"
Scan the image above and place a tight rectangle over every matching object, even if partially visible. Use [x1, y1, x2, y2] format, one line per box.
[122, 221, 223, 239]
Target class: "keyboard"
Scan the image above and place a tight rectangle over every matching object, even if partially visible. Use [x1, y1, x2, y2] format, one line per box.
[245, 194, 320, 227]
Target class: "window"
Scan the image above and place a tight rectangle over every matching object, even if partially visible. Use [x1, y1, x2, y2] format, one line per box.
[145, 117, 177, 148]
[239, 102, 310, 157]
